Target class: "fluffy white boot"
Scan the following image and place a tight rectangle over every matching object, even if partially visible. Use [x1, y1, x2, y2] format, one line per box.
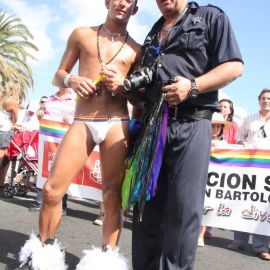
[19, 233, 67, 270]
[76, 246, 128, 270]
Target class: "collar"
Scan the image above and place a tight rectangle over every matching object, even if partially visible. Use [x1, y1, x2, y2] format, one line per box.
[189, 1, 199, 12]
[51, 92, 73, 101]
[150, 1, 200, 35]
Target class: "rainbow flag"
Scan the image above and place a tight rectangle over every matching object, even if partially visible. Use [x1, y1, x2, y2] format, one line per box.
[39, 118, 70, 138]
[210, 148, 270, 169]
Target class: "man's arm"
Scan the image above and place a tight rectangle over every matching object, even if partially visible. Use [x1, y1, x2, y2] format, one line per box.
[163, 61, 243, 106]
[101, 46, 145, 108]
[195, 61, 243, 94]
[236, 117, 249, 145]
[5, 101, 18, 124]
[52, 29, 80, 87]
[52, 28, 97, 98]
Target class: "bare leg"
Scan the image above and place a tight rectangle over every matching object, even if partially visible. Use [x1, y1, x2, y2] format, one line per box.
[198, 226, 206, 240]
[0, 148, 9, 186]
[99, 121, 129, 248]
[39, 122, 95, 243]
[198, 226, 207, 246]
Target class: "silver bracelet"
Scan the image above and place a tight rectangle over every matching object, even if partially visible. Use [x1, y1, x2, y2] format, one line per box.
[63, 74, 72, 87]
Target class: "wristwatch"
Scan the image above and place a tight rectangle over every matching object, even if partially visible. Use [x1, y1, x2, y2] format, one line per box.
[188, 79, 200, 99]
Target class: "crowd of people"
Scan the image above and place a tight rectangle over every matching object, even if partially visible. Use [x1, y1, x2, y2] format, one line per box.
[197, 92, 270, 261]
[0, 0, 269, 270]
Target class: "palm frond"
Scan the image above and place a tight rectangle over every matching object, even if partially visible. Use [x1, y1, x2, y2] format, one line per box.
[0, 10, 38, 97]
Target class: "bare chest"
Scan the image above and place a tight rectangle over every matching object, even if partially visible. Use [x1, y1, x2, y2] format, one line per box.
[79, 35, 132, 71]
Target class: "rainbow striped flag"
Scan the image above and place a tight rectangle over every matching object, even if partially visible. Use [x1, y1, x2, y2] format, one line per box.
[39, 118, 70, 138]
[210, 148, 270, 169]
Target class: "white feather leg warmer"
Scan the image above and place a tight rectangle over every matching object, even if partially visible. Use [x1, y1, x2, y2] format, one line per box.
[19, 233, 67, 270]
[76, 246, 128, 270]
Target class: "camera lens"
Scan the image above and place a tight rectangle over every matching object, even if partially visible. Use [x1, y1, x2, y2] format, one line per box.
[123, 79, 132, 91]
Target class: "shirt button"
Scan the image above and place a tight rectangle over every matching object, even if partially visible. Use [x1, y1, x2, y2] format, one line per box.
[158, 64, 162, 68]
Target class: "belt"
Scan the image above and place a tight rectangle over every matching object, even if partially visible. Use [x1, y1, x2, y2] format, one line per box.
[168, 106, 213, 121]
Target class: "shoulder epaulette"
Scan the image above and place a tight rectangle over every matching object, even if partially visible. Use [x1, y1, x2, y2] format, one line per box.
[207, 4, 224, 13]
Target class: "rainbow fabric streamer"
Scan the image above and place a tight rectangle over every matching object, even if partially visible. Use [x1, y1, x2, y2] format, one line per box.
[210, 148, 270, 169]
[121, 94, 168, 220]
[39, 119, 70, 138]
[74, 115, 129, 122]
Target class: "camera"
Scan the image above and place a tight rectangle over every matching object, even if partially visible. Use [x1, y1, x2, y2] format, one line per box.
[123, 67, 154, 92]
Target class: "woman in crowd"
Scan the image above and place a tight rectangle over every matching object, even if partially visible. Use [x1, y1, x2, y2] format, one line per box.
[0, 81, 20, 188]
[219, 99, 239, 144]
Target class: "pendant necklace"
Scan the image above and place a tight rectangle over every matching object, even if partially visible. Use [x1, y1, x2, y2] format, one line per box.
[96, 24, 129, 95]
[97, 24, 129, 70]
[102, 24, 128, 43]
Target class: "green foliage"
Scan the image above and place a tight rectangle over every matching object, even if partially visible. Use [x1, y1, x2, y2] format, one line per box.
[0, 9, 38, 98]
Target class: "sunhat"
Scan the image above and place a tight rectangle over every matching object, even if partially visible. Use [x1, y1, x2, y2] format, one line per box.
[211, 112, 231, 129]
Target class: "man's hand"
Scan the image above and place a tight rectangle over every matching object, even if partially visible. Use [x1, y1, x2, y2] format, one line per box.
[69, 75, 97, 98]
[63, 114, 73, 124]
[101, 66, 125, 95]
[37, 109, 45, 120]
[162, 76, 191, 106]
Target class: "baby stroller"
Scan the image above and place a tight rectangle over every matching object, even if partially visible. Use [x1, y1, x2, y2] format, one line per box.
[2, 130, 39, 198]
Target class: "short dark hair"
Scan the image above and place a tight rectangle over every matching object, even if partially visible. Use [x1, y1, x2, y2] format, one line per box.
[258, 88, 270, 101]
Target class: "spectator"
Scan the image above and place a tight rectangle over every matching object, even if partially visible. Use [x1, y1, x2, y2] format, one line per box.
[237, 89, 270, 148]
[0, 82, 20, 188]
[93, 201, 105, 226]
[16, 100, 27, 127]
[21, 100, 40, 131]
[29, 88, 75, 215]
[198, 112, 231, 246]
[211, 112, 231, 147]
[39, 96, 48, 108]
[219, 99, 239, 144]
[227, 88, 270, 260]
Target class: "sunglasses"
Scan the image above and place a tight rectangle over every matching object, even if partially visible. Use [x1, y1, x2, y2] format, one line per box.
[259, 125, 267, 138]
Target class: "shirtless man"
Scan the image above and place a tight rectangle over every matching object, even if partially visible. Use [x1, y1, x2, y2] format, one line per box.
[19, 1, 140, 269]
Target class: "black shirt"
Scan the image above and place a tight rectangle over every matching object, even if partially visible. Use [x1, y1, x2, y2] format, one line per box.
[142, 1, 243, 110]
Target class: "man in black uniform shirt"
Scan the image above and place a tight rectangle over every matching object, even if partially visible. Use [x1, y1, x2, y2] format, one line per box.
[132, 1, 244, 270]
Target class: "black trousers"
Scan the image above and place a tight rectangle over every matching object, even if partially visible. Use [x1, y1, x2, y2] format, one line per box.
[132, 119, 211, 270]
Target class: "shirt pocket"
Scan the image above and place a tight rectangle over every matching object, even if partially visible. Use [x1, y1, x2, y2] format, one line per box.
[178, 23, 206, 50]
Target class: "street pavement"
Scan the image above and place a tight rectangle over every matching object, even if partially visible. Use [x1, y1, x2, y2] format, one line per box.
[0, 191, 268, 270]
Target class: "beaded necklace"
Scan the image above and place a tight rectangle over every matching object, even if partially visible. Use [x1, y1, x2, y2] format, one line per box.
[97, 24, 129, 70]
[102, 24, 128, 43]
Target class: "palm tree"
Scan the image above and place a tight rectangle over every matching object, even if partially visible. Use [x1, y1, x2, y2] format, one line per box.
[0, 10, 38, 98]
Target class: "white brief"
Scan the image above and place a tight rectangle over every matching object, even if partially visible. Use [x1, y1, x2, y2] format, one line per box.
[74, 115, 129, 145]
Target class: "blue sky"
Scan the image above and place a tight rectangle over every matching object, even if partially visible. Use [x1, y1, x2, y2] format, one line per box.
[1, 0, 270, 116]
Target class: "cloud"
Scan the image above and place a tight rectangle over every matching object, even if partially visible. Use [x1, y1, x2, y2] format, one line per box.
[0, 0, 56, 63]
[58, 0, 159, 44]
[58, 0, 107, 41]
